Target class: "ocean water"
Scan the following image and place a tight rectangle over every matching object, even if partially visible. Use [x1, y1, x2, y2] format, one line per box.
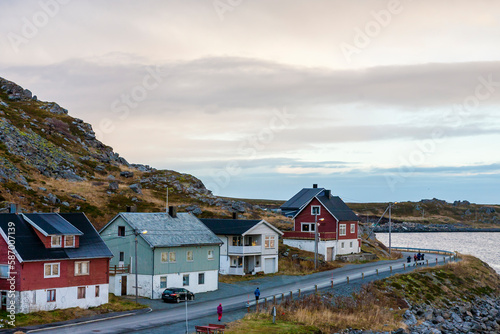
[376, 232, 500, 274]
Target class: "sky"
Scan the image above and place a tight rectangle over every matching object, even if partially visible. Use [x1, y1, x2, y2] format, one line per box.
[1, 0, 499, 204]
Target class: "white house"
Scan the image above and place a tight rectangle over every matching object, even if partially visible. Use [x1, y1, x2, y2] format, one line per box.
[200, 218, 283, 275]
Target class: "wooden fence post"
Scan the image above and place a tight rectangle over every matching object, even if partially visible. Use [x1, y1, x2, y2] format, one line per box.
[376, 269, 379, 275]
[273, 295, 276, 305]
[298, 289, 301, 298]
[315, 285, 318, 294]
[390, 266, 392, 273]
[256, 299, 259, 312]
[403, 263, 406, 270]
[347, 276, 349, 283]
[281, 293, 284, 304]
[290, 291, 293, 301]
[362, 272, 364, 279]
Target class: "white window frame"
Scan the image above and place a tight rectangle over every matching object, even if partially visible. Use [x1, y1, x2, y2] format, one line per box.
[160, 276, 167, 289]
[198, 272, 205, 285]
[311, 205, 321, 215]
[169, 252, 176, 263]
[75, 261, 89, 276]
[64, 235, 75, 248]
[264, 235, 275, 249]
[95, 285, 100, 297]
[339, 224, 346, 236]
[51, 236, 62, 248]
[161, 252, 168, 263]
[208, 250, 214, 260]
[44, 263, 60, 278]
[350, 224, 355, 234]
[350, 241, 353, 248]
[0, 264, 9, 279]
[301, 222, 315, 232]
[186, 251, 193, 262]
[183, 274, 189, 286]
[341, 242, 345, 248]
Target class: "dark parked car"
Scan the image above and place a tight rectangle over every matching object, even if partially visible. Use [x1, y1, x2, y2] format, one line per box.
[161, 288, 195, 303]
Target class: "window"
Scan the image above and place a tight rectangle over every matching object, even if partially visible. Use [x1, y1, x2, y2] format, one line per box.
[95, 285, 100, 298]
[232, 236, 242, 246]
[75, 261, 89, 276]
[44, 263, 60, 278]
[350, 224, 355, 234]
[231, 257, 243, 268]
[0, 265, 9, 278]
[51, 236, 61, 248]
[341, 242, 345, 248]
[118, 226, 125, 237]
[208, 250, 214, 260]
[301, 223, 315, 232]
[311, 206, 321, 215]
[65, 235, 75, 247]
[169, 252, 176, 263]
[183, 274, 189, 286]
[47, 289, 56, 302]
[264, 235, 275, 249]
[198, 273, 205, 285]
[160, 276, 167, 289]
[77, 287, 86, 299]
[350, 241, 353, 248]
[339, 224, 346, 236]
[161, 252, 168, 263]
[186, 251, 193, 262]
[119, 252, 124, 262]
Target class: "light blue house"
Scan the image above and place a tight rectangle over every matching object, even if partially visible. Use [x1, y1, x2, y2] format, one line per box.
[99, 210, 222, 299]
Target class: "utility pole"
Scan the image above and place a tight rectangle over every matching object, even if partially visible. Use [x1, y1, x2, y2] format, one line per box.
[389, 203, 392, 256]
[314, 213, 318, 269]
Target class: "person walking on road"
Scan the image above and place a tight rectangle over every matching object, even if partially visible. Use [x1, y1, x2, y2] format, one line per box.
[254, 287, 260, 301]
[217, 303, 223, 322]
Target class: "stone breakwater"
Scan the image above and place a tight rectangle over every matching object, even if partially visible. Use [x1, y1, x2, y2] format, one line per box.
[342, 296, 500, 334]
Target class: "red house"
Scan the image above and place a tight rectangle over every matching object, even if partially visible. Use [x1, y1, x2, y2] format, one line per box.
[0, 212, 113, 314]
[281, 184, 361, 261]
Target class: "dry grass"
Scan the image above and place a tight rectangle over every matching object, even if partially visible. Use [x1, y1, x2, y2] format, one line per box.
[0, 294, 146, 329]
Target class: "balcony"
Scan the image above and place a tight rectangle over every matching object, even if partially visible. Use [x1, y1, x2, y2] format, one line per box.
[109, 264, 130, 275]
[228, 245, 261, 254]
[283, 231, 337, 240]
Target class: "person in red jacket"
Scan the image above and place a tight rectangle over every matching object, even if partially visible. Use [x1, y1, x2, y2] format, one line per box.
[217, 303, 223, 322]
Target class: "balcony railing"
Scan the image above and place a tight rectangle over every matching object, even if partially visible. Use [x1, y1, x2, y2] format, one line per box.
[109, 264, 130, 275]
[228, 245, 261, 254]
[283, 231, 337, 240]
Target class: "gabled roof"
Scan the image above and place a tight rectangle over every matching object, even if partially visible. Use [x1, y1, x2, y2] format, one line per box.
[200, 219, 284, 236]
[105, 212, 222, 248]
[281, 187, 359, 222]
[280, 188, 324, 213]
[0, 213, 113, 262]
[23, 213, 83, 236]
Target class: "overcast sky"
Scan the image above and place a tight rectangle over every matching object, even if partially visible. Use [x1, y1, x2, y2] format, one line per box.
[1, 0, 499, 203]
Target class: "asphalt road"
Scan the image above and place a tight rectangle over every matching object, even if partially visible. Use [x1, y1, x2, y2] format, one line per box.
[27, 252, 455, 334]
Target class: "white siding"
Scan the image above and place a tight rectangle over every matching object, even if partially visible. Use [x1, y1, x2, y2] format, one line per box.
[10, 284, 109, 314]
[283, 238, 360, 260]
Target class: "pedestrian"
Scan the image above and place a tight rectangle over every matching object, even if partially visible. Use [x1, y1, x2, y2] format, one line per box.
[217, 303, 223, 322]
[414, 254, 417, 265]
[407, 255, 411, 263]
[421, 253, 425, 260]
[254, 287, 260, 301]
[417, 253, 421, 261]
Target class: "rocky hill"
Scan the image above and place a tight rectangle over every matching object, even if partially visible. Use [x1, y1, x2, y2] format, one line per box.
[0, 76, 270, 229]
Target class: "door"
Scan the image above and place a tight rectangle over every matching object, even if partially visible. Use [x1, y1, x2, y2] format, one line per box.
[121, 276, 127, 296]
[264, 258, 275, 274]
[327, 247, 333, 261]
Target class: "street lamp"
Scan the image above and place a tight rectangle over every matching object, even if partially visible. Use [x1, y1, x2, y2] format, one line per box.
[388, 202, 397, 256]
[314, 214, 325, 270]
[134, 229, 147, 304]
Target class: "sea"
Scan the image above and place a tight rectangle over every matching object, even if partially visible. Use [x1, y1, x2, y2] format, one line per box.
[376, 232, 500, 274]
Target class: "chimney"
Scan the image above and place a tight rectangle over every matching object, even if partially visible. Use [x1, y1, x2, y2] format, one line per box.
[313, 184, 318, 189]
[126, 206, 136, 212]
[232, 212, 238, 219]
[168, 206, 177, 218]
[9, 204, 17, 214]
[324, 190, 331, 198]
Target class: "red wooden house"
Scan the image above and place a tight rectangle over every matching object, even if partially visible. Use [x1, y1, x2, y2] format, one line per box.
[0, 212, 113, 314]
[281, 184, 361, 261]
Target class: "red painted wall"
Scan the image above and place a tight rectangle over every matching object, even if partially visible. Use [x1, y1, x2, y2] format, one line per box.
[0, 237, 22, 291]
[294, 198, 337, 233]
[337, 221, 358, 240]
[33, 229, 51, 248]
[19, 258, 110, 291]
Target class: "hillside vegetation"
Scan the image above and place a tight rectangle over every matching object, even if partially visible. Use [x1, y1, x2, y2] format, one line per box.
[0, 77, 285, 228]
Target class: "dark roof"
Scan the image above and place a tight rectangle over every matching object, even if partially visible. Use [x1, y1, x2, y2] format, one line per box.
[200, 219, 262, 235]
[317, 195, 359, 221]
[281, 187, 359, 221]
[23, 213, 83, 236]
[280, 188, 324, 211]
[0, 213, 113, 262]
